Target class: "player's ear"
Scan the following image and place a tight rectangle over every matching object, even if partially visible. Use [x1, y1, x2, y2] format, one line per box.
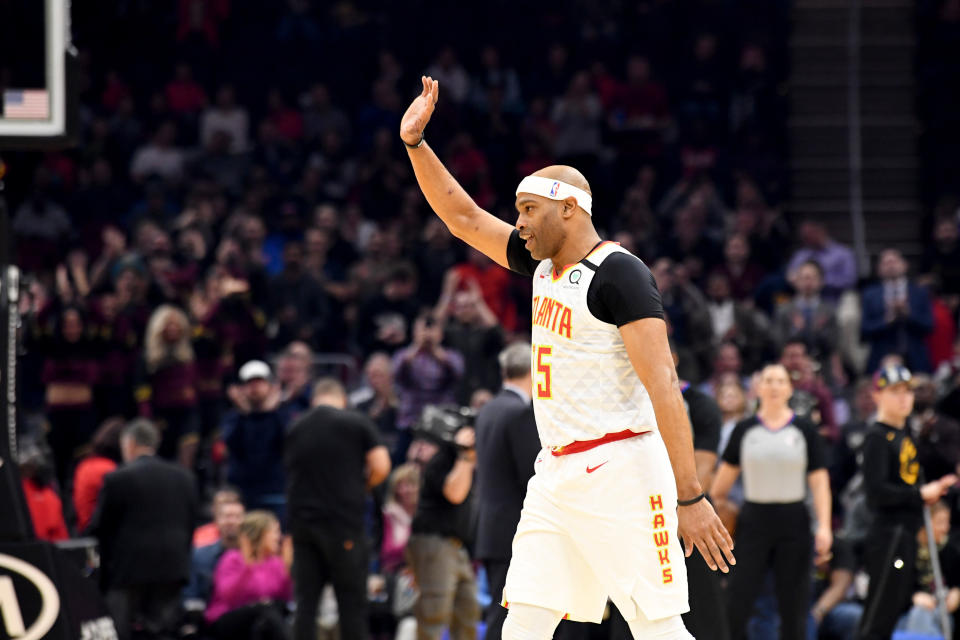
[561, 197, 577, 218]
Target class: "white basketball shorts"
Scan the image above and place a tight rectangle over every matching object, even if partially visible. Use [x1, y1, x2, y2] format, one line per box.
[501, 429, 689, 623]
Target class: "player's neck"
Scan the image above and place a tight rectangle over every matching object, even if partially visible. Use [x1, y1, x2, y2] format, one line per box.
[551, 228, 603, 269]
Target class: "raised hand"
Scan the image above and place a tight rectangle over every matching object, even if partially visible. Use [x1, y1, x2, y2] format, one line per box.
[400, 76, 439, 146]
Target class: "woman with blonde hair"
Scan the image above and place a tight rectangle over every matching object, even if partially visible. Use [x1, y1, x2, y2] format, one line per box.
[710, 364, 832, 640]
[382, 463, 420, 573]
[206, 510, 292, 639]
[136, 305, 200, 468]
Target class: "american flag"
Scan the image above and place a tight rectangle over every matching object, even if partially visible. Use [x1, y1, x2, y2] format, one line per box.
[3, 90, 50, 119]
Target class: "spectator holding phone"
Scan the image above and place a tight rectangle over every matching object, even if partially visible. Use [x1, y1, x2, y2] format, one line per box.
[391, 311, 464, 461]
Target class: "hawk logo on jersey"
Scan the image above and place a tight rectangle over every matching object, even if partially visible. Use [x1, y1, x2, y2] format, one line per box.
[568, 269, 581, 284]
[549, 181, 560, 197]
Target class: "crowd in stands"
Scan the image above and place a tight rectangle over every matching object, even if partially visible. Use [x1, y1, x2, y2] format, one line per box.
[5, 0, 960, 639]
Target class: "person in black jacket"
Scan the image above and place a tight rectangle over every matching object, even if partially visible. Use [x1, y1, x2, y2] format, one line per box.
[222, 360, 289, 519]
[474, 342, 542, 640]
[676, 371, 728, 639]
[857, 365, 957, 640]
[89, 419, 198, 640]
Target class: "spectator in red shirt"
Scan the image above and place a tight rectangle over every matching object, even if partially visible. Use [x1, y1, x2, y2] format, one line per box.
[589, 60, 622, 111]
[446, 133, 494, 210]
[610, 55, 670, 161]
[101, 70, 132, 113]
[926, 292, 957, 370]
[165, 63, 207, 115]
[177, 0, 230, 48]
[19, 443, 69, 542]
[266, 89, 304, 142]
[136, 305, 200, 469]
[453, 248, 518, 333]
[712, 234, 766, 302]
[74, 417, 124, 533]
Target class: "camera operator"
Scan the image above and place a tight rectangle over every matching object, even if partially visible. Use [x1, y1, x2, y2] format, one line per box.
[407, 407, 481, 640]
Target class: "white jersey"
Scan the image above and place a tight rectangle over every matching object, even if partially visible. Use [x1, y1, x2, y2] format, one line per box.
[530, 242, 658, 447]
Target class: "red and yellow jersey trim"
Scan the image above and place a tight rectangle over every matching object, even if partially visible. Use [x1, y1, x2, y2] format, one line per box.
[549, 428, 649, 456]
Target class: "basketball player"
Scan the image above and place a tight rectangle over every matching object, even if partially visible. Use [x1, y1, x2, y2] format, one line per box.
[399, 77, 734, 640]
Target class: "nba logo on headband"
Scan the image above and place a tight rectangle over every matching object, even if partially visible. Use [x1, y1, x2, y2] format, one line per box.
[516, 175, 594, 215]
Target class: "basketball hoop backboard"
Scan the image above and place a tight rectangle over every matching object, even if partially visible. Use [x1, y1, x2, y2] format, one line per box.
[0, 0, 77, 149]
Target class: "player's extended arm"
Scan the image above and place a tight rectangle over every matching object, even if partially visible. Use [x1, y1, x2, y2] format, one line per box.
[400, 77, 514, 268]
[621, 318, 735, 572]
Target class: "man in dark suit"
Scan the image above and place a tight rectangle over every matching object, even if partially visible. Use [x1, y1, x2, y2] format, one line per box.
[89, 419, 196, 640]
[862, 248, 934, 373]
[474, 342, 543, 640]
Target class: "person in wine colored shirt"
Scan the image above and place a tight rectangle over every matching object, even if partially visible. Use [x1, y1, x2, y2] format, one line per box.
[40, 306, 99, 491]
[136, 305, 200, 468]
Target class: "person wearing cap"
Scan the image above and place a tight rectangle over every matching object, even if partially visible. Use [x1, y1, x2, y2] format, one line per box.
[857, 365, 958, 639]
[222, 360, 289, 521]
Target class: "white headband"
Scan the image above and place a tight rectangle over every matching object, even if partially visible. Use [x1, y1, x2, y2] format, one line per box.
[515, 175, 592, 216]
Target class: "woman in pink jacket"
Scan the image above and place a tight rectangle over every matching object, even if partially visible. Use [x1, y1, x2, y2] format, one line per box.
[206, 510, 293, 639]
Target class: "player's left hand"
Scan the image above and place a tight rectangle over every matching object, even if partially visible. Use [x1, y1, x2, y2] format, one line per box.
[678, 498, 735, 573]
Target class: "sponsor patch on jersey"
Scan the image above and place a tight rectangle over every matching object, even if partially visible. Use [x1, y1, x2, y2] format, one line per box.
[568, 269, 581, 284]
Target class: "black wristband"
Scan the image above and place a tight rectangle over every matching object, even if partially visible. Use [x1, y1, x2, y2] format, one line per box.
[403, 133, 425, 149]
[677, 493, 706, 507]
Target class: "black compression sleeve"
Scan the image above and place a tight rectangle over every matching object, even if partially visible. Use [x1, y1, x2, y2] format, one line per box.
[506, 229, 539, 276]
[721, 419, 752, 466]
[800, 418, 827, 471]
[587, 252, 664, 326]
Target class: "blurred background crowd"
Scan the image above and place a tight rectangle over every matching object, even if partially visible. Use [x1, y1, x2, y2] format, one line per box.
[3, 0, 960, 639]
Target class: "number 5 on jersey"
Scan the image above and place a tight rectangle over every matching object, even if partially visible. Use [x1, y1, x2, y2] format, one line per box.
[534, 344, 552, 399]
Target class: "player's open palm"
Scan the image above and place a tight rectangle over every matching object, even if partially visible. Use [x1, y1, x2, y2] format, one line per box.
[678, 498, 736, 573]
[400, 76, 439, 146]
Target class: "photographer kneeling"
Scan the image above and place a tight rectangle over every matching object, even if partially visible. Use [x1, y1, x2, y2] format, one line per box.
[407, 406, 481, 640]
